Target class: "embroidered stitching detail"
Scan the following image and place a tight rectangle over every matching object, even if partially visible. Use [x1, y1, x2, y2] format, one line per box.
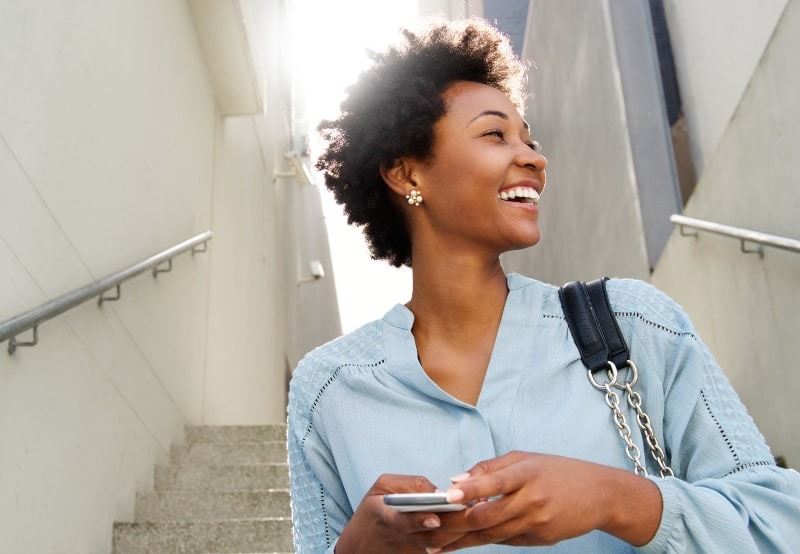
[543, 310, 695, 342]
[724, 459, 776, 477]
[614, 311, 695, 338]
[302, 359, 387, 446]
[300, 359, 386, 548]
[321, 483, 330, 547]
[700, 389, 739, 464]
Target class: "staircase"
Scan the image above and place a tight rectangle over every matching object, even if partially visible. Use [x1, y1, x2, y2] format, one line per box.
[113, 425, 294, 553]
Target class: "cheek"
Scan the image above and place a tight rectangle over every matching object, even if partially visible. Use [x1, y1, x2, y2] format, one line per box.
[423, 145, 506, 199]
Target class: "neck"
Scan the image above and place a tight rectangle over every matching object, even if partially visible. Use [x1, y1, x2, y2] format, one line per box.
[406, 254, 509, 333]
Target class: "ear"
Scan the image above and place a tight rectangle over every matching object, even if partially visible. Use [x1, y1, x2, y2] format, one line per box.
[379, 157, 417, 198]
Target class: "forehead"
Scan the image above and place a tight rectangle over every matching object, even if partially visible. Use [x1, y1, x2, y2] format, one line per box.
[441, 81, 524, 125]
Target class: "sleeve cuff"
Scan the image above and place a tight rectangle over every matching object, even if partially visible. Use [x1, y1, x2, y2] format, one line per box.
[636, 476, 680, 553]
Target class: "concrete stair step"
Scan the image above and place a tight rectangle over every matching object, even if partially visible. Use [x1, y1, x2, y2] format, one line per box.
[171, 441, 287, 465]
[136, 489, 290, 521]
[112, 518, 293, 553]
[155, 463, 289, 492]
[186, 425, 287, 444]
[112, 426, 293, 553]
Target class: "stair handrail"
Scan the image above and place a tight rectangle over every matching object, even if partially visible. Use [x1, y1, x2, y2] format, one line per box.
[671, 214, 800, 258]
[1, 230, 212, 354]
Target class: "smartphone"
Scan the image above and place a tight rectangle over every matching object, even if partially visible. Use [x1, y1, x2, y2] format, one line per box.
[383, 492, 466, 512]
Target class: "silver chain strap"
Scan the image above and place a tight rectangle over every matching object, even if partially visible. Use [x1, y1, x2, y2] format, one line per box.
[588, 361, 674, 478]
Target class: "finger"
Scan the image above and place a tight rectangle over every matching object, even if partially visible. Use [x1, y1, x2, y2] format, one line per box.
[437, 516, 525, 552]
[435, 493, 513, 534]
[458, 451, 527, 479]
[445, 451, 527, 495]
[421, 531, 471, 551]
[383, 507, 444, 534]
[380, 510, 468, 550]
[446, 457, 530, 504]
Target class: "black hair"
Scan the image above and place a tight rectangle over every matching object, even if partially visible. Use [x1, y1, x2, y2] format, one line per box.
[316, 18, 527, 267]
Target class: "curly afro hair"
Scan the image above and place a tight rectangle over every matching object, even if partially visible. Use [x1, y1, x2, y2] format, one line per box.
[315, 18, 528, 267]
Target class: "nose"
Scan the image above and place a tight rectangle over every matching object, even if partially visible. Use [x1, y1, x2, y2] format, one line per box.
[515, 142, 548, 173]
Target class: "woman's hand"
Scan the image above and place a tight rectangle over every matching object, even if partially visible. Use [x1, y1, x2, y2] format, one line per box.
[431, 451, 662, 551]
[335, 474, 468, 553]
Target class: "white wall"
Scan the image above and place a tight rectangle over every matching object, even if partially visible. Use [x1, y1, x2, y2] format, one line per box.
[202, 114, 288, 424]
[0, 1, 215, 550]
[662, 0, 788, 178]
[653, 0, 800, 466]
[0, 0, 340, 550]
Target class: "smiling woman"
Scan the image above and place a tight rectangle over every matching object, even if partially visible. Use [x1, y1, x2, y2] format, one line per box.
[379, 81, 547, 269]
[287, 16, 800, 554]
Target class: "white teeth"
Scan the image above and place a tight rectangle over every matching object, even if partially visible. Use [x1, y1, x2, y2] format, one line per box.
[497, 187, 540, 203]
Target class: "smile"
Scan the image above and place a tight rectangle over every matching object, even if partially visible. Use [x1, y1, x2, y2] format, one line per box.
[497, 187, 540, 205]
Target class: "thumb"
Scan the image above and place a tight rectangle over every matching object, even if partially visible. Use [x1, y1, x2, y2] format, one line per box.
[445, 451, 527, 503]
[460, 450, 525, 479]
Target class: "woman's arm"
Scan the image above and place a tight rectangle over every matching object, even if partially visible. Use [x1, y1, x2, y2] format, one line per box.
[432, 452, 663, 550]
[288, 360, 467, 553]
[287, 381, 348, 553]
[435, 282, 800, 552]
[635, 329, 800, 552]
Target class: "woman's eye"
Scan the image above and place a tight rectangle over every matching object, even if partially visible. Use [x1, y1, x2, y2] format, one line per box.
[484, 130, 505, 140]
[529, 140, 542, 152]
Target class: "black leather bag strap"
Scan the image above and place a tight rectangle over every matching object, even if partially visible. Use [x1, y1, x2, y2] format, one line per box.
[558, 278, 630, 372]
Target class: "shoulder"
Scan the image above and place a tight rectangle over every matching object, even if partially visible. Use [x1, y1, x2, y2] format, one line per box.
[289, 319, 385, 405]
[603, 278, 697, 337]
[506, 274, 694, 336]
[506, 273, 562, 316]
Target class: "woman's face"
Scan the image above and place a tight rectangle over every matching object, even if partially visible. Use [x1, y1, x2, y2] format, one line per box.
[410, 81, 548, 259]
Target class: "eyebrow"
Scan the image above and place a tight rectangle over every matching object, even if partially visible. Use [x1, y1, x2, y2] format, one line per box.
[467, 110, 530, 130]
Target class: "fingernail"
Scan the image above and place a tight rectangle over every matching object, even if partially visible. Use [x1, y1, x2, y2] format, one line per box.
[445, 489, 464, 503]
[423, 518, 440, 529]
[449, 472, 470, 483]
[426, 548, 442, 554]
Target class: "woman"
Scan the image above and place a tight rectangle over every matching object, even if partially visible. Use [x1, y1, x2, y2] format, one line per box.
[287, 18, 800, 553]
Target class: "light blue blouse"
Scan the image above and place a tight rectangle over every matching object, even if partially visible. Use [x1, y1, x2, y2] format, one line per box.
[288, 274, 800, 553]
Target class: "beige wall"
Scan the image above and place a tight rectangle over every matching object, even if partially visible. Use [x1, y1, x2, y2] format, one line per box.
[653, 0, 800, 466]
[502, 0, 651, 284]
[0, 0, 339, 550]
[662, 0, 789, 178]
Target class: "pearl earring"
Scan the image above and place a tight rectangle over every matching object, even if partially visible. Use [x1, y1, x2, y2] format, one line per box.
[405, 190, 423, 206]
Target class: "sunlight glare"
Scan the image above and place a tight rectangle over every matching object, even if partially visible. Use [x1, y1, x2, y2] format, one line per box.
[289, 0, 419, 333]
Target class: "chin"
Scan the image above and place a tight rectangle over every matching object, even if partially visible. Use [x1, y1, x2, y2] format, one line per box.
[521, 228, 541, 247]
[506, 233, 541, 253]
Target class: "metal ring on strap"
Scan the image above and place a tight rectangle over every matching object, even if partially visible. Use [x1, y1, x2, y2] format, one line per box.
[588, 361, 619, 390]
[613, 359, 639, 390]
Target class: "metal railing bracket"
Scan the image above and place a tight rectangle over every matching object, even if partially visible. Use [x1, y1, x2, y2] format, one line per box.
[740, 240, 764, 258]
[8, 325, 38, 355]
[152, 258, 173, 277]
[98, 284, 122, 306]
